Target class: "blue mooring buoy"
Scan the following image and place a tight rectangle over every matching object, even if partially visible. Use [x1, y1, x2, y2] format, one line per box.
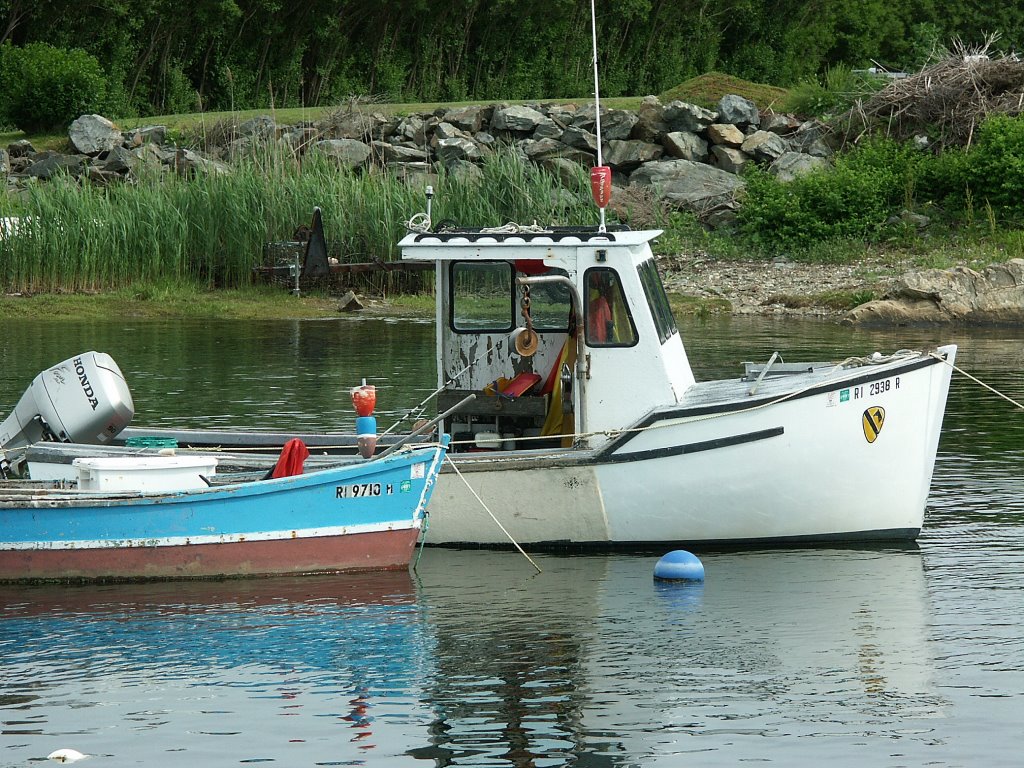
[654, 550, 705, 582]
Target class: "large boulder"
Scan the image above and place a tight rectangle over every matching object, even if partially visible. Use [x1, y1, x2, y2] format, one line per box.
[25, 152, 88, 179]
[604, 139, 663, 171]
[7, 139, 36, 158]
[663, 101, 717, 133]
[436, 136, 483, 165]
[629, 158, 744, 214]
[99, 145, 137, 174]
[561, 126, 599, 153]
[238, 115, 276, 138]
[432, 121, 472, 142]
[710, 145, 749, 174]
[319, 111, 389, 141]
[533, 118, 564, 140]
[313, 139, 373, 169]
[491, 105, 546, 132]
[844, 260, 1024, 325]
[173, 149, 231, 177]
[762, 112, 801, 135]
[662, 131, 709, 163]
[123, 125, 167, 147]
[442, 105, 491, 133]
[371, 141, 429, 163]
[717, 94, 759, 127]
[633, 95, 668, 142]
[706, 123, 745, 147]
[69, 115, 122, 156]
[601, 109, 640, 141]
[740, 130, 788, 163]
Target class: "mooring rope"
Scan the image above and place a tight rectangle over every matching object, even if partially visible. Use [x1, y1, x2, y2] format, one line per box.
[404, 212, 431, 233]
[412, 513, 430, 573]
[444, 455, 542, 573]
[930, 351, 1024, 410]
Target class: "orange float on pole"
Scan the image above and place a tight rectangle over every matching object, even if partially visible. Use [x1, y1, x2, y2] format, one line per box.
[351, 381, 377, 458]
[350, 382, 376, 417]
[590, 165, 612, 209]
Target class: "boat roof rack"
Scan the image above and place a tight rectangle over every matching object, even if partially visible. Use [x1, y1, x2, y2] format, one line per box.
[409, 224, 631, 244]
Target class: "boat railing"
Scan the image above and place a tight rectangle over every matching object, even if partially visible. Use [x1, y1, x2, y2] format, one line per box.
[407, 226, 628, 244]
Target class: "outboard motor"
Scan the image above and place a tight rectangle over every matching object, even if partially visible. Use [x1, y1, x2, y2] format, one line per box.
[0, 351, 135, 451]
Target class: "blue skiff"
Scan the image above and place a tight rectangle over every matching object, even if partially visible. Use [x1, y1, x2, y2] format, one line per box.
[0, 438, 447, 582]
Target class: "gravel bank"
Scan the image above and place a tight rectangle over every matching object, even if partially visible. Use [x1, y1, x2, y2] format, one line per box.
[658, 253, 901, 317]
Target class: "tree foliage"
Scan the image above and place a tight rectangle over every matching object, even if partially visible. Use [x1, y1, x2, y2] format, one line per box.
[0, 1, 1021, 117]
[0, 41, 107, 130]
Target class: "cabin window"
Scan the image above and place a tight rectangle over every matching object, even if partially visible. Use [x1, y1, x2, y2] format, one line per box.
[637, 258, 678, 344]
[584, 268, 638, 347]
[450, 261, 515, 332]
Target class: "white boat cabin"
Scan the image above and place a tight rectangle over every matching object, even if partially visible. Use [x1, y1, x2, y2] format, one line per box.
[400, 227, 697, 451]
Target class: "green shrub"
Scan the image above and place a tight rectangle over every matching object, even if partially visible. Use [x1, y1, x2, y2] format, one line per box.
[914, 146, 972, 212]
[907, 117, 1024, 225]
[737, 138, 920, 251]
[963, 115, 1024, 221]
[0, 42, 107, 132]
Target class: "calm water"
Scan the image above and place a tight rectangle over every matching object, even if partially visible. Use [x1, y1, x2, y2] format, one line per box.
[2, 315, 1023, 766]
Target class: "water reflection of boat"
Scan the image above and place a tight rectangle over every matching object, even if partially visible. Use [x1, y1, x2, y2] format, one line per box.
[0, 571, 429, 764]
[410, 548, 940, 764]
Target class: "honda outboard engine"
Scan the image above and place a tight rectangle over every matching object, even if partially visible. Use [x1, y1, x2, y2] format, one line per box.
[0, 351, 134, 451]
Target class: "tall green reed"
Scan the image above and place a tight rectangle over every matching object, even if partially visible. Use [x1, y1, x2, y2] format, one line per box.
[0, 147, 596, 293]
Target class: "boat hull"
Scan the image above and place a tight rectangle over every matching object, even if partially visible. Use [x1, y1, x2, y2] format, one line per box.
[0, 527, 420, 581]
[0, 443, 445, 582]
[425, 347, 955, 547]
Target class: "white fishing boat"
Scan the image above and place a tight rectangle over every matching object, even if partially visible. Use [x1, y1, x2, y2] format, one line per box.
[388, 215, 955, 547]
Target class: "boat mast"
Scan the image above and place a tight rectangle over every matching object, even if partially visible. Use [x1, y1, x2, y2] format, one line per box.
[590, 0, 607, 233]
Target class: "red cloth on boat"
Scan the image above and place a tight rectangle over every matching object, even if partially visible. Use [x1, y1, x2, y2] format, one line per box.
[501, 372, 541, 397]
[270, 438, 310, 478]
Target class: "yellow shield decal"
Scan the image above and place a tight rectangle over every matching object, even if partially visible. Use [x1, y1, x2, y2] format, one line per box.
[862, 406, 886, 443]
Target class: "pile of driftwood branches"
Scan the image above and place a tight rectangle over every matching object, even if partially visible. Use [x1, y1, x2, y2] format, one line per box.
[840, 41, 1024, 149]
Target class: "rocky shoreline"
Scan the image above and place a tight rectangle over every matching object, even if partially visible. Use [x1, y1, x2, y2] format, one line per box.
[659, 253, 899, 318]
[661, 254, 1024, 324]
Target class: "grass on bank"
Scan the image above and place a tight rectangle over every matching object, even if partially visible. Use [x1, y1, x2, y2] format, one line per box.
[0, 284, 438, 320]
[660, 72, 789, 111]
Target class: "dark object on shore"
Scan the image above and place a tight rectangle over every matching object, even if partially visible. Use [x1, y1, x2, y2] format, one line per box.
[257, 208, 432, 294]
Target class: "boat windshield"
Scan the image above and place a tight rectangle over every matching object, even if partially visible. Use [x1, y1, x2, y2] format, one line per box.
[450, 261, 571, 332]
[637, 258, 678, 344]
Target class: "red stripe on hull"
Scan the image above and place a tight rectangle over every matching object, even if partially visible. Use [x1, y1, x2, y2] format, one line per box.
[0, 529, 420, 582]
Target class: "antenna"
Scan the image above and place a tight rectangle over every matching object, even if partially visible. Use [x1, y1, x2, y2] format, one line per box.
[589, 0, 611, 232]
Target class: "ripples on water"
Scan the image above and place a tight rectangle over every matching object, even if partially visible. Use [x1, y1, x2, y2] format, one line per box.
[2, 316, 1023, 766]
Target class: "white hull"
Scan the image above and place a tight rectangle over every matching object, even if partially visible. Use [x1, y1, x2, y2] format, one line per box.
[427, 346, 955, 547]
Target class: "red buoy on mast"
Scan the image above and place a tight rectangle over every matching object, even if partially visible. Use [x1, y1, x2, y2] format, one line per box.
[590, 165, 612, 209]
